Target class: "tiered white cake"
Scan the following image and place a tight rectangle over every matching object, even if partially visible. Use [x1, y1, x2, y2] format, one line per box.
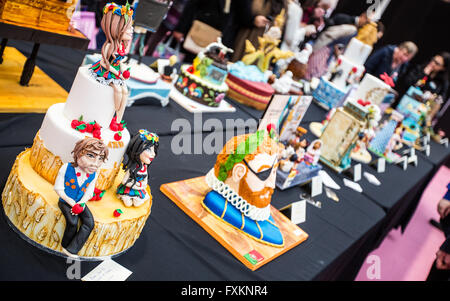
[32, 66, 130, 191]
[1, 65, 154, 259]
[327, 38, 372, 90]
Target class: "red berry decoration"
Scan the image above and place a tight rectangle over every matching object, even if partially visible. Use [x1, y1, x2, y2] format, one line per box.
[86, 123, 94, 133]
[113, 209, 123, 218]
[110, 123, 119, 131]
[123, 70, 130, 79]
[71, 120, 81, 129]
[351, 67, 358, 73]
[114, 132, 122, 141]
[72, 204, 84, 215]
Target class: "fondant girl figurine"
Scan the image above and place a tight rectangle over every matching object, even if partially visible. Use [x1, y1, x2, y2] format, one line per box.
[117, 129, 159, 207]
[304, 139, 322, 166]
[90, 2, 134, 123]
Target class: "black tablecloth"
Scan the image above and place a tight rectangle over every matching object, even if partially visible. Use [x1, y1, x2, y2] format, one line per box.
[0, 41, 448, 281]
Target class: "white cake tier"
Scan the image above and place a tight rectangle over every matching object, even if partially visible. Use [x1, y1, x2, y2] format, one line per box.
[344, 38, 373, 66]
[63, 66, 116, 129]
[352, 73, 391, 106]
[40, 103, 130, 170]
[329, 55, 365, 90]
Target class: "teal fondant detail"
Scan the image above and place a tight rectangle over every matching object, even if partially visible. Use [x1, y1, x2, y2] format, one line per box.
[202, 190, 283, 246]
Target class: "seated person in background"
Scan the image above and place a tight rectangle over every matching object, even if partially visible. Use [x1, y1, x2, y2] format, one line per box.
[395, 52, 450, 106]
[364, 41, 418, 83]
[426, 183, 450, 281]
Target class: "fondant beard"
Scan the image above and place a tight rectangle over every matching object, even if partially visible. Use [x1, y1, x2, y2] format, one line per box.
[238, 172, 274, 209]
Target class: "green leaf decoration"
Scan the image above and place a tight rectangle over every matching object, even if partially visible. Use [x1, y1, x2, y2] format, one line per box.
[116, 209, 123, 214]
[217, 130, 265, 182]
[76, 124, 87, 131]
[78, 115, 83, 121]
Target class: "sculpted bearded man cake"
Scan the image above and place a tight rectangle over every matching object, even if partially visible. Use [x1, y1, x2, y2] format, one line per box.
[1, 2, 155, 259]
[203, 130, 283, 247]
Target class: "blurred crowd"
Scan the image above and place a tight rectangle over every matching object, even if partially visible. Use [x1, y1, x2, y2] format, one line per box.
[80, 0, 449, 107]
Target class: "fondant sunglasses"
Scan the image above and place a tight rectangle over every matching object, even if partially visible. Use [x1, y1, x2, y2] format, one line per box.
[243, 158, 277, 182]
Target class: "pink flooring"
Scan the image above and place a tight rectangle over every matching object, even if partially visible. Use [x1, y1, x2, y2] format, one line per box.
[355, 166, 450, 281]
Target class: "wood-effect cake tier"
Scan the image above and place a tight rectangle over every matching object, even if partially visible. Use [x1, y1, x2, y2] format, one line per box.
[2, 149, 152, 258]
[30, 133, 120, 191]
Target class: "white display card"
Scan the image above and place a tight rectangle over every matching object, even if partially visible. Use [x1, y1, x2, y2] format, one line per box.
[377, 158, 386, 173]
[408, 155, 418, 167]
[311, 175, 323, 197]
[425, 144, 431, 157]
[82, 260, 132, 281]
[291, 200, 306, 225]
[354, 164, 362, 182]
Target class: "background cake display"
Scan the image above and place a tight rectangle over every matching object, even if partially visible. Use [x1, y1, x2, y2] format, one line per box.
[226, 11, 293, 110]
[1, 2, 154, 259]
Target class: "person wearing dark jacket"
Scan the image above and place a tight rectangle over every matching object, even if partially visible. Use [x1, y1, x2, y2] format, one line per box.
[172, 0, 255, 62]
[364, 41, 418, 83]
[394, 52, 450, 105]
[427, 183, 450, 281]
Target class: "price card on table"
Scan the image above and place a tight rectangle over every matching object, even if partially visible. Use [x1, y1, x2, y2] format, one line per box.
[377, 158, 386, 173]
[311, 175, 323, 197]
[82, 260, 132, 281]
[291, 200, 306, 225]
[354, 164, 362, 182]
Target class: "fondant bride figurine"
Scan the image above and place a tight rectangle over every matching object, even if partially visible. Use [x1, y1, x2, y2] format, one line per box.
[90, 2, 134, 123]
[117, 129, 159, 207]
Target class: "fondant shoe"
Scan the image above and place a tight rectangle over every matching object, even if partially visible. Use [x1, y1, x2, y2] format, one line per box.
[202, 190, 284, 247]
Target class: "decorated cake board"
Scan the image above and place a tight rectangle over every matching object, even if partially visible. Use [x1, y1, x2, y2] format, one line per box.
[309, 122, 372, 164]
[160, 176, 308, 271]
[312, 77, 348, 110]
[2, 149, 152, 260]
[169, 87, 236, 113]
[0, 47, 68, 113]
[83, 54, 171, 107]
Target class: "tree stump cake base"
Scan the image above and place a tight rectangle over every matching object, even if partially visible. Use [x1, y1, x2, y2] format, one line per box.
[2, 149, 152, 259]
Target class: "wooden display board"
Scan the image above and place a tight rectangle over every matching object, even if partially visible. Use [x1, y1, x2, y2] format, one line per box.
[160, 176, 308, 271]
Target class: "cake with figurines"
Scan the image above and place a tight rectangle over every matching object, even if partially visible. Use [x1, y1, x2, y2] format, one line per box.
[174, 38, 233, 107]
[313, 37, 372, 110]
[226, 10, 293, 110]
[1, 2, 156, 259]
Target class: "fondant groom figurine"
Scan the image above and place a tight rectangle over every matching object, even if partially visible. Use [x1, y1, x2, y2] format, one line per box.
[203, 129, 284, 247]
[54, 138, 109, 258]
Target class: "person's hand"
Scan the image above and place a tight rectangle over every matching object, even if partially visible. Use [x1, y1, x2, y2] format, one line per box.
[254, 15, 270, 28]
[437, 198, 450, 219]
[436, 250, 450, 270]
[71, 203, 84, 215]
[172, 31, 184, 42]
